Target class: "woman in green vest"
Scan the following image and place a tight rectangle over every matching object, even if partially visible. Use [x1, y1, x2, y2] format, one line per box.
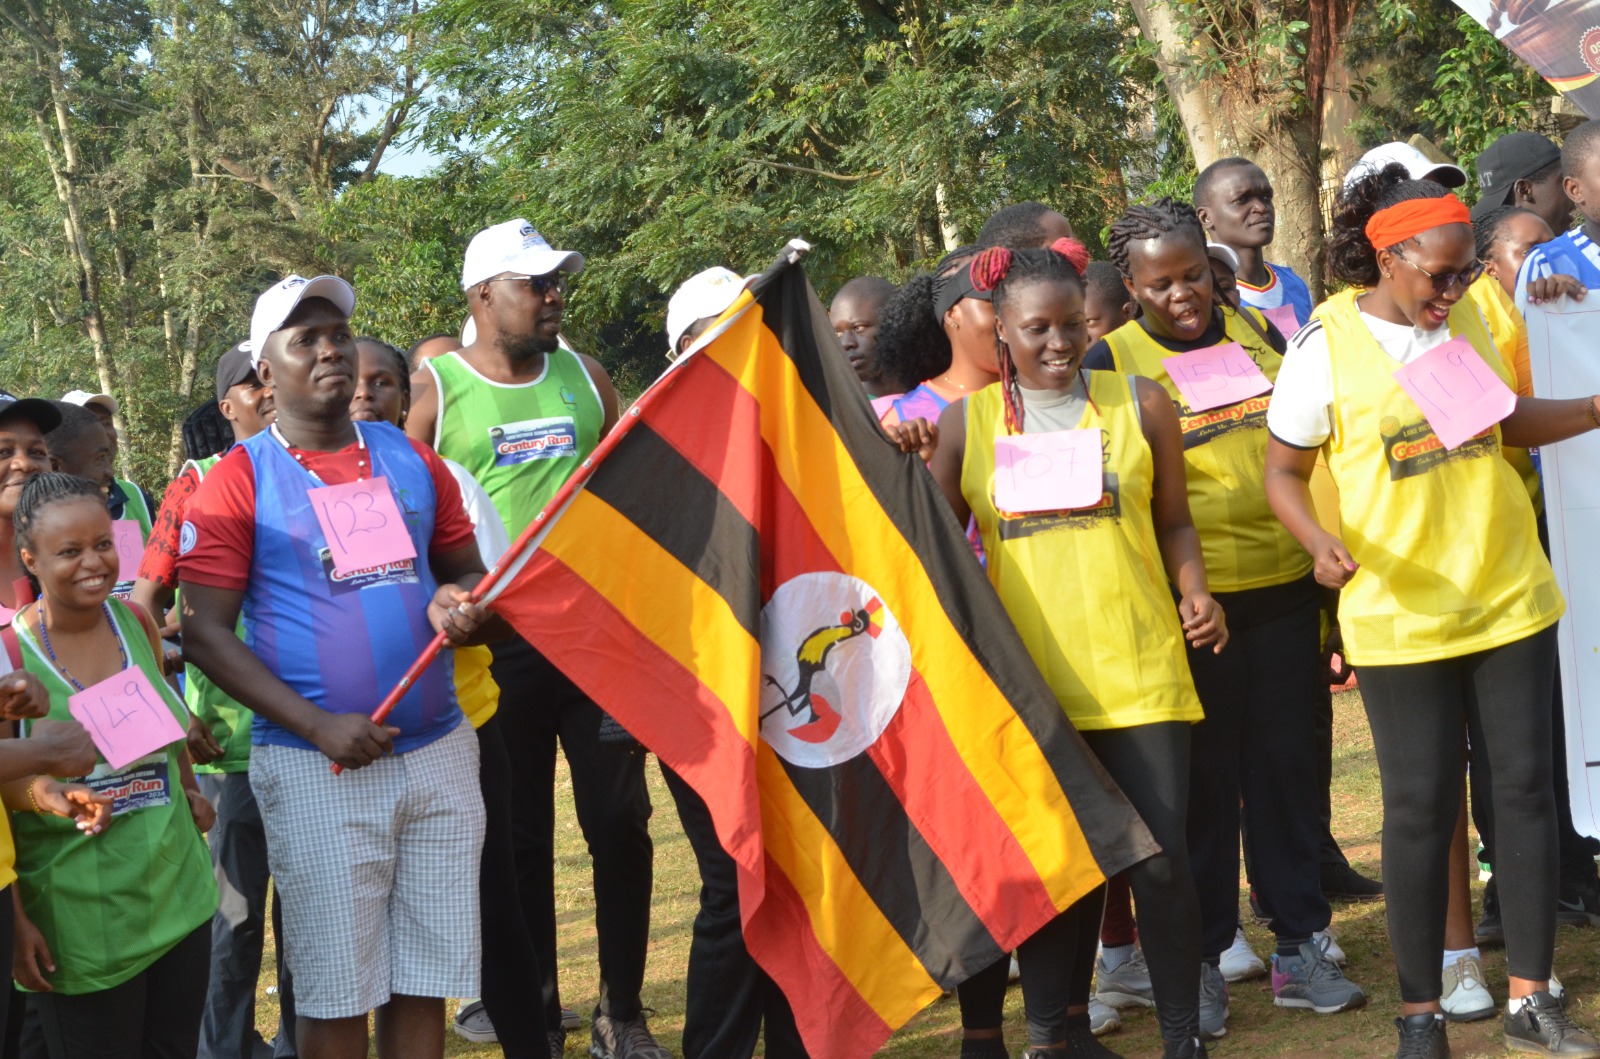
[10, 472, 217, 1059]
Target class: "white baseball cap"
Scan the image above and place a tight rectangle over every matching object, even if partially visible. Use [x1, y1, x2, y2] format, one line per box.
[249, 275, 356, 367]
[1343, 142, 1468, 191]
[60, 389, 119, 415]
[666, 267, 751, 356]
[1204, 242, 1240, 273]
[461, 219, 585, 290]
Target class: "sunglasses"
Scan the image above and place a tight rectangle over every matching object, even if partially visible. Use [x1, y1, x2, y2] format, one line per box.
[487, 273, 569, 298]
[1392, 254, 1485, 295]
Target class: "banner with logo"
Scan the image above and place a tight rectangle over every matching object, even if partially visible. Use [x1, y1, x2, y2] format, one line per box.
[1525, 296, 1600, 839]
[1451, 0, 1600, 117]
[479, 252, 1157, 1057]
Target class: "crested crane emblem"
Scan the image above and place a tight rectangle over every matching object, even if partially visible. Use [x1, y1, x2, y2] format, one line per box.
[759, 573, 911, 768]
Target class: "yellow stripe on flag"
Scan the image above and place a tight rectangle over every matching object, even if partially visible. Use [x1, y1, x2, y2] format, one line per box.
[707, 308, 1101, 908]
[755, 741, 942, 1025]
[537, 492, 763, 749]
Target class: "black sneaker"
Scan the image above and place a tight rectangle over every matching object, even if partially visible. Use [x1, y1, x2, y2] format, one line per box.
[1161, 1037, 1207, 1059]
[549, 1030, 567, 1059]
[1505, 991, 1600, 1056]
[590, 1011, 670, 1059]
[1322, 861, 1384, 901]
[1395, 1013, 1449, 1058]
[1557, 871, 1600, 927]
[1063, 1025, 1124, 1057]
[1477, 875, 1505, 948]
[959, 1037, 1008, 1058]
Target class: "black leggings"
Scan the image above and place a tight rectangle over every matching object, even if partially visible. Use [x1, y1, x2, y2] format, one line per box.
[1361, 626, 1559, 1002]
[32, 922, 210, 1059]
[955, 891, 1105, 1046]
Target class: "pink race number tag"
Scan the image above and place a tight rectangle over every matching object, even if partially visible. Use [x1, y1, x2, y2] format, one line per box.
[994, 429, 1103, 514]
[111, 520, 144, 581]
[1162, 342, 1273, 412]
[1392, 337, 1516, 451]
[307, 476, 417, 577]
[1261, 304, 1301, 336]
[68, 666, 186, 770]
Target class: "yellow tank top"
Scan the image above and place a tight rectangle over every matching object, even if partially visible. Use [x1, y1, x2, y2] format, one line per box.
[1104, 309, 1312, 593]
[1317, 288, 1562, 665]
[961, 372, 1203, 730]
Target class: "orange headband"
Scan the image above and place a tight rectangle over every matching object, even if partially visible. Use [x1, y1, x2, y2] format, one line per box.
[1365, 195, 1471, 250]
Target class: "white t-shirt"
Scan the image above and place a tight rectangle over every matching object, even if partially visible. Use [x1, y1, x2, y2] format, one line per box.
[443, 457, 511, 567]
[1266, 309, 1463, 449]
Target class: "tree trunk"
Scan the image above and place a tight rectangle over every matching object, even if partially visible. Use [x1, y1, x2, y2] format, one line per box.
[1127, 0, 1222, 170]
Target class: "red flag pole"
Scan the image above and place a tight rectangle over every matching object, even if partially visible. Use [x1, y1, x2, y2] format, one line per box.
[329, 342, 705, 773]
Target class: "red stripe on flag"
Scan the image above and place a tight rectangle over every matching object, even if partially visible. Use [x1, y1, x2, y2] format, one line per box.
[646, 355, 842, 597]
[489, 552, 766, 872]
[746, 849, 897, 1058]
[866, 671, 1061, 949]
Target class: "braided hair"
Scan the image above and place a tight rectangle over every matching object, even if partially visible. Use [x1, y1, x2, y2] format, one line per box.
[357, 337, 412, 401]
[14, 472, 105, 559]
[873, 246, 979, 389]
[1328, 162, 1450, 287]
[968, 238, 1090, 434]
[1106, 198, 1207, 280]
[1473, 205, 1541, 262]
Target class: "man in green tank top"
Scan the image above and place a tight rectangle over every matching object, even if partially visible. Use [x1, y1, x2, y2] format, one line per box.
[131, 342, 297, 1059]
[408, 220, 669, 1059]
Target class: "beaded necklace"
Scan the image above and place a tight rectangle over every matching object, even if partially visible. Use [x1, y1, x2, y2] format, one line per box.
[35, 598, 127, 692]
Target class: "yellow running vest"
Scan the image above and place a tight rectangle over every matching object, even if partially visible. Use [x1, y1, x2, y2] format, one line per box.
[1317, 289, 1562, 665]
[1104, 309, 1312, 593]
[961, 372, 1203, 730]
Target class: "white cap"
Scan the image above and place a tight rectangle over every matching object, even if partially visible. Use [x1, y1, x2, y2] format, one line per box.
[461, 315, 476, 347]
[60, 389, 119, 415]
[249, 275, 356, 367]
[461, 219, 585, 290]
[666, 267, 750, 355]
[1205, 242, 1240, 273]
[1343, 142, 1468, 191]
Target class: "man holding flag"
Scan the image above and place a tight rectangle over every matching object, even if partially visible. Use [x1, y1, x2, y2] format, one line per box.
[459, 242, 1160, 1059]
[404, 221, 667, 1059]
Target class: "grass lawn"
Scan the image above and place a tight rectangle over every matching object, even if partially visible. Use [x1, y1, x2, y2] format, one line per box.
[254, 689, 1600, 1057]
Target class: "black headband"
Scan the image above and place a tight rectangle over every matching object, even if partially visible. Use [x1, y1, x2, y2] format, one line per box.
[933, 265, 991, 320]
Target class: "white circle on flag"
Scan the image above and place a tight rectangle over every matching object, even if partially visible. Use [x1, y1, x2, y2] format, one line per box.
[758, 572, 911, 768]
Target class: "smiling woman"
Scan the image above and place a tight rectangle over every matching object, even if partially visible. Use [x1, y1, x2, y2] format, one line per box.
[0, 397, 60, 621]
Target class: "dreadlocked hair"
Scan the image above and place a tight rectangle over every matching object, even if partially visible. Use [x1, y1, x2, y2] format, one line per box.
[1106, 198, 1206, 281]
[969, 238, 1089, 434]
[873, 246, 978, 388]
[1474, 205, 1542, 262]
[183, 398, 233, 462]
[14, 473, 105, 558]
[1328, 162, 1450, 287]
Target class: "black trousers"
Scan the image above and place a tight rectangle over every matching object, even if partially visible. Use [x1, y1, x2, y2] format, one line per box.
[196, 771, 295, 1059]
[477, 713, 549, 1056]
[1082, 722, 1202, 1044]
[1186, 575, 1330, 957]
[32, 922, 210, 1059]
[1361, 626, 1559, 1002]
[661, 766, 806, 1059]
[490, 637, 654, 1025]
[956, 889, 1105, 1046]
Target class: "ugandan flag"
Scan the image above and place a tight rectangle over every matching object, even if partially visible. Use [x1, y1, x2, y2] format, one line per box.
[480, 246, 1158, 1057]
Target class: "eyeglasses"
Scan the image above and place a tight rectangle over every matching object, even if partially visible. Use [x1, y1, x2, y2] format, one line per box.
[1392, 254, 1485, 295]
[487, 273, 568, 298]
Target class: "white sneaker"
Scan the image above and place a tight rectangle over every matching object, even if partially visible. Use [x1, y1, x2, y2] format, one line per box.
[1088, 997, 1122, 1036]
[1220, 927, 1266, 982]
[1313, 928, 1346, 966]
[1440, 952, 1495, 1022]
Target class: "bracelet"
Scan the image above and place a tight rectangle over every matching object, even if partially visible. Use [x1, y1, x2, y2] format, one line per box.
[1588, 397, 1600, 432]
[25, 777, 42, 814]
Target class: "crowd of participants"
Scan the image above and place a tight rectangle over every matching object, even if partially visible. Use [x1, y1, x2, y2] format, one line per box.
[0, 122, 1595, 1059]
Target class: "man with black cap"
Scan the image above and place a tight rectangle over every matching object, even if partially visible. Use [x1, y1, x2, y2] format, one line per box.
[132, 341, 292, 1059]
[1472, 131, 1573, 236]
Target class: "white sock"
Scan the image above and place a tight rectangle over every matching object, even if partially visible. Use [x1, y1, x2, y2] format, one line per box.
[1100, 943, 1135, 972]
[1442, 946, 1480, 971]
[1508, 994, 1527, 1015]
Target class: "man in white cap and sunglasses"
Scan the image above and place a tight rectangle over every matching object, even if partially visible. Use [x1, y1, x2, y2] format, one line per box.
[405, 223, 662, 1059]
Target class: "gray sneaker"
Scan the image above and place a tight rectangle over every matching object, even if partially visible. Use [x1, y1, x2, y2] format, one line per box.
[1095, 949, 1154, 1009]
[590, 1012, 671, 1059]
[1199, 962, 1229, 1040]
[1271, 937, 1367, 1014]
[1504, 991, 1600, 1057]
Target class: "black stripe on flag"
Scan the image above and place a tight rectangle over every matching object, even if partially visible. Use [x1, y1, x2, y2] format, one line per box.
[752, 264, 1160, 880]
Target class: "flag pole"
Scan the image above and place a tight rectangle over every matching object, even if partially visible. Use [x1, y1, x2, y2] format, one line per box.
[331, 239, 810, 773]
